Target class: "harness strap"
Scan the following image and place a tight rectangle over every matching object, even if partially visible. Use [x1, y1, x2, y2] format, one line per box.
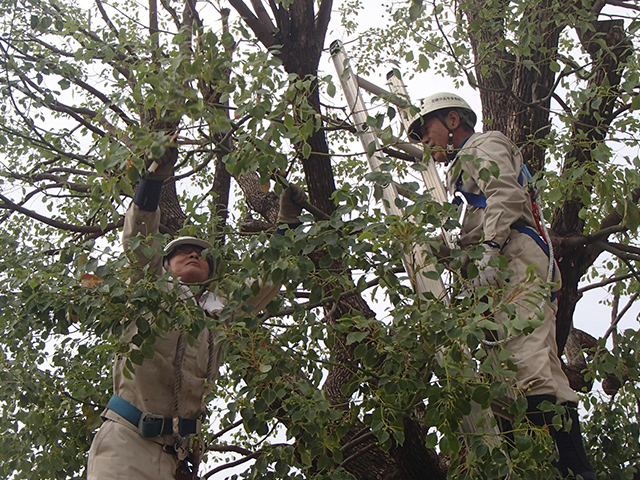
[452, 188, 487, 208]
[106, 395, 199, 438]
[512, 225, 559, 302]
[453, 164, 529, 209]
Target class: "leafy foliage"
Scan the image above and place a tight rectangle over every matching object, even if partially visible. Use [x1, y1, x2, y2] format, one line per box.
[1, 0, 640, 479]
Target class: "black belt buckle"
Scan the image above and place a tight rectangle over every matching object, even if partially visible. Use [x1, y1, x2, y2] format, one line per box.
[139, 412, 165, 438]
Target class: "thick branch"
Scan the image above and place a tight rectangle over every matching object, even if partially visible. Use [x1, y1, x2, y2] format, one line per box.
[466, 0, 515, 134]
[227, 0, 276, 48]
[159, 0, 181, 27]
[149, 0, 159, 40]
[249, 0, 276, 31]
[315, 0, 333, 39]
[94, 0, 122, 43]
[605, 0, 640, 11]
[7, 172, 90, 193]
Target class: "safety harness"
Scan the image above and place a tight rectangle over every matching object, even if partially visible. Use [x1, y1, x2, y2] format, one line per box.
[103, 290, 218, 479]
[452, 164, 559, 301]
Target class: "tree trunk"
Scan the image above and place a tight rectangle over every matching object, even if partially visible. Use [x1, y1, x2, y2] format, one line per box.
[227, 2, 446, 477]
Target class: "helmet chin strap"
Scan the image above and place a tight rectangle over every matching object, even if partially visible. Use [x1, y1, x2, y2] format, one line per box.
[438, 114, 456, 163]
[435, 112, 456, 164]
[432, 111, 458, 164]
[446, 131, 458, 163]
[447, 130, 455, 155]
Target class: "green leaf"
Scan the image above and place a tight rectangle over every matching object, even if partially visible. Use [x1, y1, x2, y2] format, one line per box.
[366, 140, 377, 158]
[302, 142, 312, 158]
[418, 53, 429, 70]
[346, 331, 368, 345]
[326, 81, 336, 97]
[622, 199, 640, 230]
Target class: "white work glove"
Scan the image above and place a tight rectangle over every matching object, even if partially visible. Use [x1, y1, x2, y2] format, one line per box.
[472, 243, 501, 287]
[277, 185, 308, 224]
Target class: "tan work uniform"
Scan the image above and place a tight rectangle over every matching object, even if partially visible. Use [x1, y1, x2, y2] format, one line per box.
[87, 204, 280, 480]
[449, 131, 578, 403]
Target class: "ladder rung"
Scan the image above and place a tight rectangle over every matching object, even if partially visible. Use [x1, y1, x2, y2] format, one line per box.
[355, 76, 411, 109]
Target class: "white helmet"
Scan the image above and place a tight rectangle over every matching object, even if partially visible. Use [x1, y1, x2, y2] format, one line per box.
[164, 236, 214, 257]
[407, 92, 477, 143]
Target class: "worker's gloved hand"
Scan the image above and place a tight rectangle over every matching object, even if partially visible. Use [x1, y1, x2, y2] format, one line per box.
[472, 243, 501, 287]
[277, 184, 308, 224]
[146, 137, 179, 181]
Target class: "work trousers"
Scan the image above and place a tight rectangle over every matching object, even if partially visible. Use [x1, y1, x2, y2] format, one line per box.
[490, 229, 578, 403]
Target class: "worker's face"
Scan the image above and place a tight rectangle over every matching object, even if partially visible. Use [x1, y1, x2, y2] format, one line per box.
[167, 245, 210, 284]
[417, 113, 454, 163]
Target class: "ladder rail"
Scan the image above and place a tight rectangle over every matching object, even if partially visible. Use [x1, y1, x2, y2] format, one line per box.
[345, 60, 454, 249]
[386, 72, 451, 210]
[330, 40, 447, 300]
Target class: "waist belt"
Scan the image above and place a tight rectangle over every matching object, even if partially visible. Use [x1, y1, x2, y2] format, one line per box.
[106, 395, 200, 438]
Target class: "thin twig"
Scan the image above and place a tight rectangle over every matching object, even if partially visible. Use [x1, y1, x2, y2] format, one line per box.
[203, 451, 261, 478]
[578, 273, 636, 294]
[341, 429, 377, 453]
[208, 418, 243, 442]
[602, 292, 639, 341]
[339, 441, 378, 468]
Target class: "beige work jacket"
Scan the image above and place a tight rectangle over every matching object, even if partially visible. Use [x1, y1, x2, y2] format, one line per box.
[446, 131, 537, 247]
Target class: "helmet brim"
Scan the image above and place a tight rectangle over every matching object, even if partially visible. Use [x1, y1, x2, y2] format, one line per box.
[164, 236, 214, 258]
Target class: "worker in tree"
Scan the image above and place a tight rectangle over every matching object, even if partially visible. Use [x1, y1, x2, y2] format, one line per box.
[407, 93, 595, 480]
[86, 148, 307, 480]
